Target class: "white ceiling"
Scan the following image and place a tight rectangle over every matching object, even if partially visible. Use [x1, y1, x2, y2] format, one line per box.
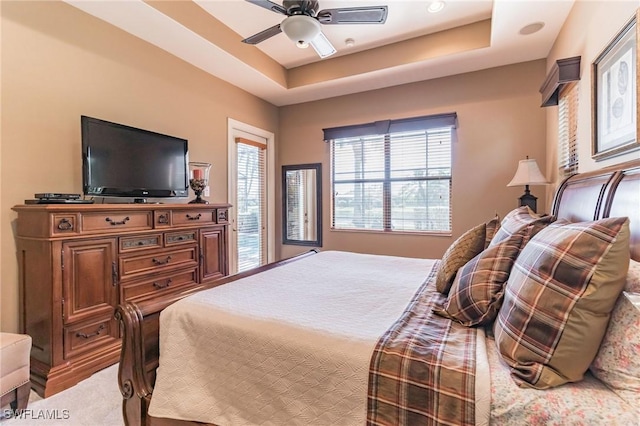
[197, 0, 495, 68]
[65, 0, 576, 106]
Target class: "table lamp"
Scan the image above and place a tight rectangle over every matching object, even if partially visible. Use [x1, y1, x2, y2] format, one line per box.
[507, 157, 549, 213]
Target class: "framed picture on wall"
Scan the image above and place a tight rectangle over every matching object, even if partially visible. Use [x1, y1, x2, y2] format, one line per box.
[592, 10, 640, 161]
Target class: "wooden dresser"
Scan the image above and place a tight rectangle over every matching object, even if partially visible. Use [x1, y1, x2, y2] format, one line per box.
[11, 203, 230, 397]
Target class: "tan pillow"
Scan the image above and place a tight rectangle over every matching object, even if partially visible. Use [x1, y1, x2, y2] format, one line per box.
[494, 217, 630, 389]
[435, 218, 499, 294]
[435, 232, 525, 326]
[489, 206, 553, 247]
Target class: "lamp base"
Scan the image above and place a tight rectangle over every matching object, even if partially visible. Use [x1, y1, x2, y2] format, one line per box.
[518, 185, 537, 213]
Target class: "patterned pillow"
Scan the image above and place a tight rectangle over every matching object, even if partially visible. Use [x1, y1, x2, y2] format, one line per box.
[624, 259, 640, 292]
[590, 292, 640, 408]
[494, 217, 630, 389]
[489, 206, 553, 247]
[435, 232, 525, 326]
[484, 216, 500, 249]
[435, 218, 500, 294]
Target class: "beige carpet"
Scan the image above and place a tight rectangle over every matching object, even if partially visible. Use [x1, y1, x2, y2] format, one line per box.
[1, 365, 122, 425]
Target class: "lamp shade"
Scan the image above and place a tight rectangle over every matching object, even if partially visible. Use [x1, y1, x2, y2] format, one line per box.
[507, 158, 549, 186]
[281, 15, 321, 48]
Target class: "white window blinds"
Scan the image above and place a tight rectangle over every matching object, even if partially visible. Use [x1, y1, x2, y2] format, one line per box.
[558, 83, 579, 176]
[236, 138, 266, 272]
[330, 124, 453, 233]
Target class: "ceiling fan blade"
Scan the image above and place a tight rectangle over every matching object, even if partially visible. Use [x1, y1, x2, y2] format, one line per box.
[241, 24, 282, 45]
[317, 6, 388, 25]
[310, 32, 337, 58]
[244, 0, 287, 15]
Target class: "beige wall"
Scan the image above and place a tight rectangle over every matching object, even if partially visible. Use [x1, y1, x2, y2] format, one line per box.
[544, 0, 640, 199]
[0, 1, 279, 333]
[278, 60, 547, 260]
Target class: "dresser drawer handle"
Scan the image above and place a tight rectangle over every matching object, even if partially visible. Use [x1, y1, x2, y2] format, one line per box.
[158, 214, 169, 224]
[57, 218, 74, 231]
[186, 213, 201, 221]
[152, 255, 172, 265]
[76, 324, 106, 339]
[105, 216, 130, 226]
[153, 279, 172, 289]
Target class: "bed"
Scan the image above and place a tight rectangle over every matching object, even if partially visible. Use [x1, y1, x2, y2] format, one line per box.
[116, 159, 640, 426]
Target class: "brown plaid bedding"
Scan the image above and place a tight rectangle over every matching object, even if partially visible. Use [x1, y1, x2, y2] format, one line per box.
[367, 263, 479, 425]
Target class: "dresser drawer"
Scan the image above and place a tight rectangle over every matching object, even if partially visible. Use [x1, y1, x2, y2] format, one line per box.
[120, 268, 198, 303]
[63, 316, 119, 360]
[154, 211, 172, 228]
[216, 208, 229, 224]
[81, 211, 153, 233]
[52, 214, 80, 236]
[164, 230, 198, 246]
[120, 234, 163, 252]
[172, 210, 215, 226]
[119, 247, 198, 280]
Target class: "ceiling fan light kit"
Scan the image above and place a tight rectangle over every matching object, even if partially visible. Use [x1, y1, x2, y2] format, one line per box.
[281, 15, 321, 48]
[242, 0, 388, 59]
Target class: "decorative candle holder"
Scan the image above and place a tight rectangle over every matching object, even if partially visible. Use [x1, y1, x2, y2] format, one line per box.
[188, 162, 212, 204]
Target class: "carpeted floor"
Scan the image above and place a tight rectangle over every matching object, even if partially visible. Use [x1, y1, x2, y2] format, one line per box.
[1, 364, 122, 425]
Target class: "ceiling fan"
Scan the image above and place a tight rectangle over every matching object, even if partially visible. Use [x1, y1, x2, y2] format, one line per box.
[241, 0, 388, 59]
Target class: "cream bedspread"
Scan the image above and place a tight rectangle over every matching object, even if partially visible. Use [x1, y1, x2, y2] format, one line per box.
[148, 251, 490, 425]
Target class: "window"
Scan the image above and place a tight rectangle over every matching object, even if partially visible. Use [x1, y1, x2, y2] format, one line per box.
[558, 83, 579, 177]
[328, 115, 455, 234]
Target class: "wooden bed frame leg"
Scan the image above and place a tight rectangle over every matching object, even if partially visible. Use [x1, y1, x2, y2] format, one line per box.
[116, 303, 154, 426]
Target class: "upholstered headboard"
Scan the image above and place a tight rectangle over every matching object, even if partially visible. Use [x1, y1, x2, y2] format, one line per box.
[552, 159, 640, 262]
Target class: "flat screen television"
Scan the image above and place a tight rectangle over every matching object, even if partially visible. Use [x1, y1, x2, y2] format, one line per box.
[81, 116, 189, 200]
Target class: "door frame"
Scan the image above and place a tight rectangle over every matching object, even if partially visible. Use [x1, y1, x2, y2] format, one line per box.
[227, 118, 275, 273]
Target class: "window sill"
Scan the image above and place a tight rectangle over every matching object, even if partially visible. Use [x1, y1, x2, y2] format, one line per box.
[330, 227, 452, 237]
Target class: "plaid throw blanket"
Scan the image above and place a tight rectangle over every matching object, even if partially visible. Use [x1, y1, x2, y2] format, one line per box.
[367, 264, 478, 425]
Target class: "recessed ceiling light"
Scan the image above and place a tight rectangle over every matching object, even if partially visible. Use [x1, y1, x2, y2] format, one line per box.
[519, 22, 545, 35]
[427, 1, 445, 13]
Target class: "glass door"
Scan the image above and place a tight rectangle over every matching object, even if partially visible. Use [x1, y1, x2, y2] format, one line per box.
[235, 137, 267, 272]
[227, 119, 274, 275]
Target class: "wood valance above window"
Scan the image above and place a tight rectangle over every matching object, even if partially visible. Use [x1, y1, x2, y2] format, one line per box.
[539, 56, 581, 107]
[322, 112, 457, 141]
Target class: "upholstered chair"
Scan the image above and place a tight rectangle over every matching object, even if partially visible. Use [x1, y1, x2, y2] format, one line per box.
[0, 333, 32, 411]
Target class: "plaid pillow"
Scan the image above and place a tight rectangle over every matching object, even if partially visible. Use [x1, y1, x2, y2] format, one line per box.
[489, 206, 553, 247]
[435, 217, 500, 294]
[494, 217, 630, 389]
[484, 216, 500, 249]
[435, 232, 525, 326]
